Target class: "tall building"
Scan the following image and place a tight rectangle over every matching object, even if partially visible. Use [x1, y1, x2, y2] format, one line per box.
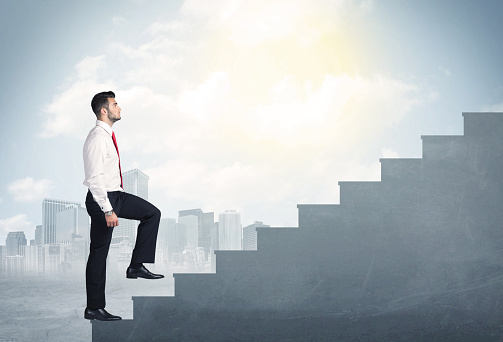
[174, 222, 187, 255]
[56, 205, 89, 242]
[163, 220, 189, 270]
[179, 209, 214, 256]
[114, 169, 150, 243]
[218, 210, 242, 250]
[35, 225, 43, 246]
[211, 222, 219, 252]
[179, 215, 198, 249]
[158, 218, 176, 264]
[201, 212, 214, 255]
[5, 231, 27, 256]
[42, 199, 82, 244]
[243, 221, 270, 250]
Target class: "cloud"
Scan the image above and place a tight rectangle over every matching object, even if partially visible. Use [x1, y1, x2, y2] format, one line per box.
[40, 55, 115, 139]
[76, 56, 106, 81]
[146, 20, 187, 35]
[248, 73, 421, 148]
[178, 71, 233, 122]
[7, 177, 54, 203]
[0, 214, 33, 241]
[113, 16, 128, 26]
[140, 68, 424, 223]
[115, 39, 187, 87]
[481, 102, 503, 112]
[381, 148, 400, 158]
[181, 0, 371, 47]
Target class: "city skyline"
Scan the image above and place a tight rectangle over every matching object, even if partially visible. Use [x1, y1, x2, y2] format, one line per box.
[1, 167, 265, 243]
[0, 167, 264, 274]
[0, 185, 264, 279]
[2, 197, 259, 252]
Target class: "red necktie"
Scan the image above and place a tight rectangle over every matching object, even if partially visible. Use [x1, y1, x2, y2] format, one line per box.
[111, 132, 123, 189]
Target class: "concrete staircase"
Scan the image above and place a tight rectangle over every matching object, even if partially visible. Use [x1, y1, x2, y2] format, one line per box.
[92, 113, 503, 341]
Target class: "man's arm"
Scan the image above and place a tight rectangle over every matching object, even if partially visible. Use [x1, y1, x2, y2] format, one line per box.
[83, 135, 113, 213]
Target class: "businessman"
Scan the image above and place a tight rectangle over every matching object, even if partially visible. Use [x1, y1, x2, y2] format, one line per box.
[82, 91, 163, 321]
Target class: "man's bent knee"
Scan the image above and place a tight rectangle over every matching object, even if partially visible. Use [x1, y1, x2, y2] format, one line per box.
[154, 207, 161, 219]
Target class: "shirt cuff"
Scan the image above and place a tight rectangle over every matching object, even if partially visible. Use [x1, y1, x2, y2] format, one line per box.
[100, 199, 113, 213]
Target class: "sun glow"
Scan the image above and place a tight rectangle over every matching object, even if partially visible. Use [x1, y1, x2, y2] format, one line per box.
[203, 1, 361, 106]
[181, 0, 385, 151]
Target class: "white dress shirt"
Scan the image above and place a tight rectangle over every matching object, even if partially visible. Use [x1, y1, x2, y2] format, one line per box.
[83, 120, 123, 213]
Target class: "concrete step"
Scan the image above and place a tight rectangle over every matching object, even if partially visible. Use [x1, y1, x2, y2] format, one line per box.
[91, 319, 137, 341]
[173, 263, 269, 308]
[338, 181, 382, 206]
[297, 204, 341, 230]
[173, 273, 220, 299]
[214, 250, 259, 274]
[380, 158, 422, 182]
[132, 296, 176, 319]
[421, 135, 465, 160]
[256, 227, 299, 251]
[463, 112, 503, 137]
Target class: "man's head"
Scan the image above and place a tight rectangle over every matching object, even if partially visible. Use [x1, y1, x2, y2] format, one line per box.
[91, 91, 121, 125]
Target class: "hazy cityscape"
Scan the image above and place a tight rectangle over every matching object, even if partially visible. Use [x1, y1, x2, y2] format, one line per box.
[0, 168, 270, 280]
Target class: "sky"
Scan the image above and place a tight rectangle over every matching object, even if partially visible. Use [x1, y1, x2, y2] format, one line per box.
[1, 0, 503, 242]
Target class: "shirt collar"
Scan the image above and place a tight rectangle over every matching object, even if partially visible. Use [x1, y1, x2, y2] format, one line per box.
[95, 120, 113, 136]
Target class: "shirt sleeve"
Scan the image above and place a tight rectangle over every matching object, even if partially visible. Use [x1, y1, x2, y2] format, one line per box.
[83, 135, 113, 213]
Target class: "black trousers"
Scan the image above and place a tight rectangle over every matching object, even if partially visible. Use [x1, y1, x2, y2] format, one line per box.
[85, 190, 161, 309]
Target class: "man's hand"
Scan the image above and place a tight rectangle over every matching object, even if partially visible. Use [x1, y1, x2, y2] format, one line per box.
[105, 212, 119, 227]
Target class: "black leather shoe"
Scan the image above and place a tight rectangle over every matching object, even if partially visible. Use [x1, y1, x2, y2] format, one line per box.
[126, 265, 164, 279]
[84, 308, 122, 321]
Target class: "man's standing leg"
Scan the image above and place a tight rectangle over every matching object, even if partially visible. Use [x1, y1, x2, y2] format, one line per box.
[84, 191, 121, 321]
[115, 192, 164, 279]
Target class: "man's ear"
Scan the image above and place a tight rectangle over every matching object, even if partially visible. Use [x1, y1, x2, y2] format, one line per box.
[101, 107, 107, 116]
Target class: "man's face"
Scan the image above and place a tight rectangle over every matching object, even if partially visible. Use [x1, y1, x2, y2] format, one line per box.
[105, 97, 121, 123]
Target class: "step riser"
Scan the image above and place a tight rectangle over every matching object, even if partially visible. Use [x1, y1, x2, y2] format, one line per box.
[463, 112, 503, 137]
[339, 182, 382, 205]
[421, 136, 465, 160]
[380, 158, 422, 182]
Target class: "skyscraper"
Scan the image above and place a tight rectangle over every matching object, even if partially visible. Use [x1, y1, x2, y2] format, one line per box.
[201, 212, 214, 255]
[158, 217, 175, 249]
[218, 210, 242, 250]
[35, 225, 43, 246]
[114, 169, 150, 243]
[56, 205, 89, 242]
[179, 215, 198, 249]
[179, 209, 214, 256]
[211, 222, 219, 252]
[158, 218, 178, 265]
[243, 221, 270, 250]
[5, 231, 27, 256]
[42, 199, 82, 244]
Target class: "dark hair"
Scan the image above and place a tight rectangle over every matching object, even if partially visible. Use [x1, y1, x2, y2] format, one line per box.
[91, 91, 115, 116]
